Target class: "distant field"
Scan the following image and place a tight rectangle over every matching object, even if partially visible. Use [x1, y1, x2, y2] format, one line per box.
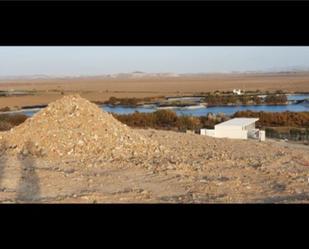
[0, 72, 309, 108]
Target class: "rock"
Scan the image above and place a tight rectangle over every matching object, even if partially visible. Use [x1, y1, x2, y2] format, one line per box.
[22, 149, 29, 156]
[167, 165, 175, 170]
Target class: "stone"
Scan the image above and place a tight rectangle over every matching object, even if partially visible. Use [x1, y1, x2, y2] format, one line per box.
[22, 149, 29, 156]
[167, 165, 175, 170]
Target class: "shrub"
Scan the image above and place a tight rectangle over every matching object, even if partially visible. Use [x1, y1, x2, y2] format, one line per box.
[0, 106, 10, 112]
[114, 110, 216, 132]
[0, 113, 28, 131]
[233, 111, 309, 128]
[0, 121, 13, 131]
[265, 94, 287, 104]
[105, 96, 164, 106]
[0, 113, 28, 126]
[153, 110, 177, 127]
[176, 116, 201, 131]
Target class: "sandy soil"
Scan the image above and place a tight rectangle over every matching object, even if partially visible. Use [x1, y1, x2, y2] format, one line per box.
[1, 129, 308, 203]
[1, 73, 309, 108]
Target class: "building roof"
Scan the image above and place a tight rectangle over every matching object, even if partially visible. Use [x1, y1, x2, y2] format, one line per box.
[215, 118, 259, 128]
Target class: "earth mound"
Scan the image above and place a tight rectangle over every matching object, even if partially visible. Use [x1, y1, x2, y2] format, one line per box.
[0, 95, 163, 162]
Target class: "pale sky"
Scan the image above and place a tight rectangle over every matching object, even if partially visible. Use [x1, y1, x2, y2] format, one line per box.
[0, 46, 309, 76]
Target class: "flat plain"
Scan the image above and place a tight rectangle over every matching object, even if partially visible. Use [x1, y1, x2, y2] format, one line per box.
[1, 72, 309, 108]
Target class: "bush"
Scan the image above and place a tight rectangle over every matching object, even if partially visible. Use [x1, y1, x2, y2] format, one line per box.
[0, 121, 13, 131]
[0, 107, 10, 112]
[233, 111, 309, 128]
[0, 113, 28, 125]
[105, 96, 164, 106]
[176, 116, 201, 131]
[0, 113, 28, 131]
[153, 110, 177, 127]
[265, 94, 287, 104]
[114, 110, 210, 132]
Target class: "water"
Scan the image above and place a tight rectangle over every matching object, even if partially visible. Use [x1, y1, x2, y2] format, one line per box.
[20, 94, 309, 117]
[23, 110, 39, 116]
[102, 94, 309, 116]
[287, 94, 309, 101]
[101, 104, 309, 117]
[103, 105, 155, 115]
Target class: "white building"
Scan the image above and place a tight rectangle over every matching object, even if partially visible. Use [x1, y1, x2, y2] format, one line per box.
[200, 118, 265, 141]
[233, 89, 243, 95]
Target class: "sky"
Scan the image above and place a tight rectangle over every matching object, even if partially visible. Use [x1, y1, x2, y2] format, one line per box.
[1, 46, 309, 76]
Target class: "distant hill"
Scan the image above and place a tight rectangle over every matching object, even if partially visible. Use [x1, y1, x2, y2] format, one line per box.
[2, 69, 309, 82]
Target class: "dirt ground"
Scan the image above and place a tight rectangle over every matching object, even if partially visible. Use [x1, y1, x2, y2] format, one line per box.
[1, 129, 308, 203]
[1, 72, 309, 108]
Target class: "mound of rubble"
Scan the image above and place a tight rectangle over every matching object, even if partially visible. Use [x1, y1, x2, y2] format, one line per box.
[0, 95, 164, 162]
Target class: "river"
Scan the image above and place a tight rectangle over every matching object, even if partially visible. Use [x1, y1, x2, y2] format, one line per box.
[17, 94, 309, 117]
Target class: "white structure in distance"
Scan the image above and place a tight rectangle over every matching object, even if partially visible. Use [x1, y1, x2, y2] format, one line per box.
[200, 118, 265, 141]
[232, 89, 243, 95]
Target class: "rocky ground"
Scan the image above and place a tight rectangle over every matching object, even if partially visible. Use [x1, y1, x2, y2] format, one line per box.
[0, 95, 308, 203]
[0, 129, 308, 203]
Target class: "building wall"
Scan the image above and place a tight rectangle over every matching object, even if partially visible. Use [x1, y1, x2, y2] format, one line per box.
[244, 123, 256, 131]
[259, 130, 266, 141]
[214, 129, 248, 139]
[200, 129, 215, 137]
[200, 129, 207, 135]
[248, 129, 259, 139]
[201, 121, 260, 140]
[206, 129, 215, 136]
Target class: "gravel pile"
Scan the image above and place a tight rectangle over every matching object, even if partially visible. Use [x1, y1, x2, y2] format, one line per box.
[0, 95, 164, 162]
